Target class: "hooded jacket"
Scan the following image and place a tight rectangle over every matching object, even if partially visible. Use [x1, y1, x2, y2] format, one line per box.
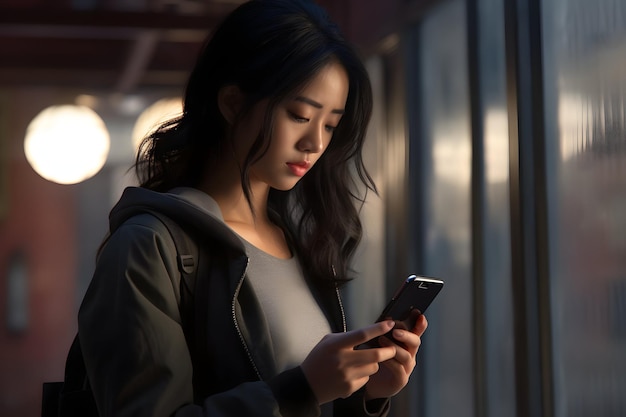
[78, 187, 389, 417]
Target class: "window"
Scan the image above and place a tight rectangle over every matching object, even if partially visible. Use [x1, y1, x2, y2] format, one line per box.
[410, 1, 474, 415]
[541, 0, 626, 415]
[376, 0, 625, 416]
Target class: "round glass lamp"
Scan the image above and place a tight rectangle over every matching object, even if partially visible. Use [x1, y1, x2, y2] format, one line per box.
[24, 105, 110, 185]
[132, 97, 183, 152]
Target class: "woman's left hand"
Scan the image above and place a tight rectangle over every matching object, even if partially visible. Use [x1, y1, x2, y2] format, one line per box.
[363, 314, 428, 400]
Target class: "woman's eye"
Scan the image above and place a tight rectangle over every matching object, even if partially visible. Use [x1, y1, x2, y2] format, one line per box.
[289, 112, 309, 123]
[325, 125, 337, 133]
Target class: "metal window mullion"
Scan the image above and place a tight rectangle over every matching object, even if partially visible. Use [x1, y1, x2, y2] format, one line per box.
[382, 36, 417, 417]
[405, 25, 428, 417]
[503, 0, 555, 417]
[466, 1, 488, 417]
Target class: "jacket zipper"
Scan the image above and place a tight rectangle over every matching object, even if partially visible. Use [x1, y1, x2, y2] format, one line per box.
[335, 283, 347, 333]
[233, 260, 347, 380]
[231, 257, 263, 380]
[332, 265, 347, 333]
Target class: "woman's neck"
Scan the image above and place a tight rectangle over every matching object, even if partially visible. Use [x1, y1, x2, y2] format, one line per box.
[198, 161, 270, 226]
[200, 173, 292, 258]
[197, 157, 291, 259]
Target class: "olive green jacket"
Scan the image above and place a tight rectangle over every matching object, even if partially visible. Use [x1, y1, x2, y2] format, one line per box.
[78, 187, 389, 417]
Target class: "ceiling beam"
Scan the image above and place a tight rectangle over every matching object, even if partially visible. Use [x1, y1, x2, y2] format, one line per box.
[0, 68, 188, 89]
[116, 30, 161, 93]
[0, 8, 226, 35]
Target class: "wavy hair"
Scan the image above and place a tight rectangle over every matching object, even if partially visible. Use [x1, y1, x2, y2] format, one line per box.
[136, 0, 375, 286]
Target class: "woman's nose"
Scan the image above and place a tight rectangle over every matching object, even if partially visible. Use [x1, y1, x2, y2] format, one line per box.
[297, 125, 325, 154]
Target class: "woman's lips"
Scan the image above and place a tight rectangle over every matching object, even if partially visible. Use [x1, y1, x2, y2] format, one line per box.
[286, 161, 310, 177]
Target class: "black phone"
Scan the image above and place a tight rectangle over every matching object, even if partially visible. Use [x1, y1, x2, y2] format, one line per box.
[359, 275, 444, 349]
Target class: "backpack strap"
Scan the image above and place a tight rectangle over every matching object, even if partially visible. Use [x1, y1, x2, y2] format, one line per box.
[144, 210, 198, 306]
[144, 211, 199, 369]
[142, 210, 205, 402]
[42, 210, 201, 416]
[42, 335, 99, 417]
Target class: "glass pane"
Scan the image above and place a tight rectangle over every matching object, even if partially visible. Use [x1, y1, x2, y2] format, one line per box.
[542, 0, 626, 416]
[415, 0, 474, 416]
[478, 0, 516, 416]
[349, 56, 387, 330]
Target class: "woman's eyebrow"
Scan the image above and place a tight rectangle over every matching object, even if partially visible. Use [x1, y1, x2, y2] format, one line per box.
[294, 96, 345, 115]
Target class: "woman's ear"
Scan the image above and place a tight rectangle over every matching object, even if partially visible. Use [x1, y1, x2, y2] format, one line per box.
[218, 85, 243, 124]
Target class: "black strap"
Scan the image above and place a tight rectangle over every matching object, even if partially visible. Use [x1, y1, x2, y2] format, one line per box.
[41, 334, 99, 417]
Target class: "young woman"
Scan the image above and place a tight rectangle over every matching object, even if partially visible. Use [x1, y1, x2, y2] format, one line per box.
[78, 1, 428, 416]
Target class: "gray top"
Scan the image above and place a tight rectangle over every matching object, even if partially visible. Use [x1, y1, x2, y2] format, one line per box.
[241, 240, 332, 373]
[170, 187, 331, 373]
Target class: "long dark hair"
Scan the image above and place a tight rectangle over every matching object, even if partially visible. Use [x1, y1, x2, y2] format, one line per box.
[136, 0, 375, 285]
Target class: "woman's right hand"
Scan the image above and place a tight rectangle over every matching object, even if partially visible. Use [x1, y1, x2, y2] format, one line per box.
[300, 320, 397, 404]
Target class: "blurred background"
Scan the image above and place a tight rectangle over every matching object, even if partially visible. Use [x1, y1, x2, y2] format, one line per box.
[0, 0, 625, 416]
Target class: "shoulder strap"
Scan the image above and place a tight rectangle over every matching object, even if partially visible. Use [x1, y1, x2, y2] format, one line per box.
[41, 335, 99, 417]
[144, 210, 198, 300]
[43, 211, 202, 417]
[144, 210, 205, 402]
[139, 210, 199, 355]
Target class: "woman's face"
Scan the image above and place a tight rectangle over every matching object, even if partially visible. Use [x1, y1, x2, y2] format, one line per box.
[233, 61, 349, 191]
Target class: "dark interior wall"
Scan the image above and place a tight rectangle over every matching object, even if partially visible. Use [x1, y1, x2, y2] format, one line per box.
[317, 0, 404, 51]
[0, 88, 78, 417]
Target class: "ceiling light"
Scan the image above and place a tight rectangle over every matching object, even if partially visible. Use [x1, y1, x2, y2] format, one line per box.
[132, 97, 183, 152]
[24, 105, 110, 185]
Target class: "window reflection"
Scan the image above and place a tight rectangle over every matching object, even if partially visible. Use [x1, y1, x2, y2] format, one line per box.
[416, 1, 474, 416]
[542, 0, 626, 415]
[484, 108, 509, 183]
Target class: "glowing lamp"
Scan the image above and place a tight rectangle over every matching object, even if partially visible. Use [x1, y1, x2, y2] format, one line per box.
[132, 97, 183, 152]
[24, 105, 110, 185]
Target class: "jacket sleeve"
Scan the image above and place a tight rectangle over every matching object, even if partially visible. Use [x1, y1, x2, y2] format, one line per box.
[78, 219, 288, 417]
[334, 390, 390, 417]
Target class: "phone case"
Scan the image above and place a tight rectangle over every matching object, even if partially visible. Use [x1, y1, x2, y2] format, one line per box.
[377, 275, 444, 328]
[359, 275, 444, 349]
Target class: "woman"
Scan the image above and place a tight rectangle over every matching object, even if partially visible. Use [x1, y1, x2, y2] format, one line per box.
[78, 1, 428, 416]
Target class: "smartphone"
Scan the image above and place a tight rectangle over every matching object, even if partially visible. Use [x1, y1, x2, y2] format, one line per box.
[359, 275, 444, 348]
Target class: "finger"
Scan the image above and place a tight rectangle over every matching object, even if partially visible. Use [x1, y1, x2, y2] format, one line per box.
[379, 337, 415, 372]
[378, 329, 420, 360]
[350, 344, 397, 366]
[333, 320, 396, 348]
[392, 329, 421, 356]
[376, 348, 406, 374]
[379, 335, 411, 360]
[412, 314, 428, 337]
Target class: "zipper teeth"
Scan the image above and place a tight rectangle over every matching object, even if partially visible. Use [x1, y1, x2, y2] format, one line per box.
[335, 283, 347, 333]
[231, 257, 262, 379]
[332, 265, 347, 332]
[233, 260, 345, 379]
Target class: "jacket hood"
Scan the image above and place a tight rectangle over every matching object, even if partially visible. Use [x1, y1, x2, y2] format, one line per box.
[109, 186, 245, 252]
